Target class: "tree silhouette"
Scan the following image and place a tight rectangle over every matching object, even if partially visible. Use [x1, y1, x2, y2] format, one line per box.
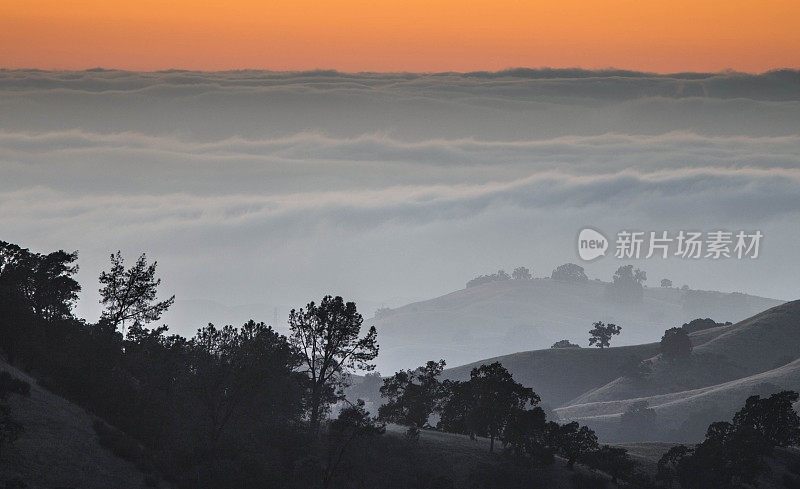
[187, 320, 304, 453]
[588, 321, 621, 348]
[512, 267, 532, 280]
[588, 445, 636, 483]
[609, 265, 646, 302]
[98, 251, 174, 337]
[324, 399, 385, 489]
[550, 263, 588, 282]
[0, 242, 81, 364]
[658, 391, 800, 488]
[732, 390, 800, 447]
[551, 339, 581, 349]
[546, 421, 598, 468]
[660, 327, 692, 362]
[437, 362, 539, 452]
[289, 295, 378, 435]
[500, 407, 550, 462]
[379, 359, 446, 431]
[467, 362, 539, 452]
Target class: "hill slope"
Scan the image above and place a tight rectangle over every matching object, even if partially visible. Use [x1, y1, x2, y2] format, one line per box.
[570, 299, 800, 405]
[373, 278, 782, 374]
[556, 357, 800, 431]
[441, 300, 800, 443]
[443, 317, 731, 407]
[0, 362, 168, 489]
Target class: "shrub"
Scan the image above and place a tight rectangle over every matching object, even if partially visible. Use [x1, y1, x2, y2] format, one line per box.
[467, 270, 511, 288]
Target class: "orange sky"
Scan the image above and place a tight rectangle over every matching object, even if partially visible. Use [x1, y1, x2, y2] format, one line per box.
[2, 0, 799, 73]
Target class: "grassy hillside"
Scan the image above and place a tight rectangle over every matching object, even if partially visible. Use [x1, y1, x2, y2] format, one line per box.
[373, 277, 782, 374]
[380, 424, 615, 489]
[0, 362, 169, 489]
[556, 358, 800, 431]
[569, 300, 800, 405]
[443, 319, 730, 407]
[438, 300, 800, 443]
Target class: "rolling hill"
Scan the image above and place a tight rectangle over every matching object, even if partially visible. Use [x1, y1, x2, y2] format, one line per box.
[0, 362, 170, 489]
[437, 300, 800, 443]
[442, 321, 732, 408]
[372, 277, 782, 375]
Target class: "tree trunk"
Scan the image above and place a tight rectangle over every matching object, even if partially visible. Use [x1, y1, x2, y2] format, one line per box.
[489, 434, 495, 453]
[309, 388, 321, 436]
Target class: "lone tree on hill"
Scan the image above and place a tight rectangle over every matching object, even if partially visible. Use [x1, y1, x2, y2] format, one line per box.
[288, 295, 378, 435]
[98, 251, 174, 337]
[588, 321, 621, 348]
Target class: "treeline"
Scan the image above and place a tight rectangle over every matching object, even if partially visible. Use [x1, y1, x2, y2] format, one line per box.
[0, 241, 382, 488]
[377, 359, 645, 484]
[465, 263, 589, 288]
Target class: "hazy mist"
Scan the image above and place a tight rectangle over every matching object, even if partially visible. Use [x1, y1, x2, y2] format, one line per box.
[2, 68, 799, 338]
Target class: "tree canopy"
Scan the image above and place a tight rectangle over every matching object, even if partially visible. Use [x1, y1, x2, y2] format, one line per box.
[588, 321, 621, 348]
[550, 263, 588, 282]
[98, 251, 175, 336]
[289, 295, 379, 434]
[379, 359, 446, 430]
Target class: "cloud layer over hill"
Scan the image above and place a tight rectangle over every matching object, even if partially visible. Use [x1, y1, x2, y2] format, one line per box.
[1, 69, 799, 335]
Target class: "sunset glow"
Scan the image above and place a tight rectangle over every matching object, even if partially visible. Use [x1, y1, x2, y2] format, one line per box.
[3, 0, 800, 72]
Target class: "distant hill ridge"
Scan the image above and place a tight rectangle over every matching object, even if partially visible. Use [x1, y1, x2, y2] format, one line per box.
[373, 276, 783, 375]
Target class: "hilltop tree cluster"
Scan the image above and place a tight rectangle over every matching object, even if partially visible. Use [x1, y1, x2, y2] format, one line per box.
[550, 263, 588, 282]
[608, 264, 647, 303]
